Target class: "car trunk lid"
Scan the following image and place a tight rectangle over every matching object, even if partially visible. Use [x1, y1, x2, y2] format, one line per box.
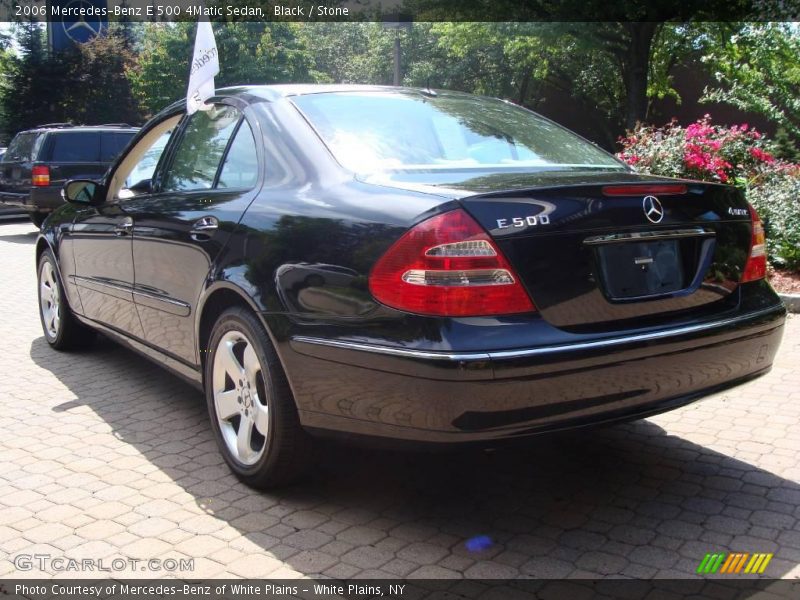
[457, 175, 752, 330]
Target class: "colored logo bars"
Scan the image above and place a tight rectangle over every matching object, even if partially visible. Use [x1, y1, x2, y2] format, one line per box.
[697, 552, 773, 575]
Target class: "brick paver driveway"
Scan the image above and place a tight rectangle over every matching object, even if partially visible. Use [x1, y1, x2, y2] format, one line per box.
[0, 220, 798, 580]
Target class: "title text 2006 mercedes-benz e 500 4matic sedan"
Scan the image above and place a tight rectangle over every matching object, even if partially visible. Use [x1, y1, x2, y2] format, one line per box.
[37, 85, 786, 488]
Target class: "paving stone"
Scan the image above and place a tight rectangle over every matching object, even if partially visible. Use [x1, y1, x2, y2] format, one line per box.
[226, 554, 283, 578]
[519, 556, 574, 578]
[397, 542, 450, 564]
[337, 526, 387, 546]
[463, 561, 519, 578]
[283, 529, 334, 551]
[285, 550, 339, 573]
[575, 551, 629, 575]
[407, 564, 462, 578]
[341, 546, 394, 569]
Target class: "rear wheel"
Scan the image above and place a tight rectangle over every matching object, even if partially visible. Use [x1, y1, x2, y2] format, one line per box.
[29, 212, 47, 227]
[38, 250, 95, 350]
[205, 307, 313, 489]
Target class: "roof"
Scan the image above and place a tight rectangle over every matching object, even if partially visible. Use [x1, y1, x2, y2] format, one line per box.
[26, 124, 139, 133]
[215, 84, 474, 102]
[151, 84, 496, 123]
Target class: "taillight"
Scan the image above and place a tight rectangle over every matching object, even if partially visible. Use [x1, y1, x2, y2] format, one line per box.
[32, 165, 50, 187]
[369, 208, 536, 316]
[741, 203, 767, 283]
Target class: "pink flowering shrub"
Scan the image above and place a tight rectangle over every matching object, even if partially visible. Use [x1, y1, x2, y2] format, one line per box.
[617, 116, 800, 271]
[617, 115, 777, 184]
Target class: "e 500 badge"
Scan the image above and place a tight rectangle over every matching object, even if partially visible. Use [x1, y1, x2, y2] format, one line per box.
[496, 215, 551, 229]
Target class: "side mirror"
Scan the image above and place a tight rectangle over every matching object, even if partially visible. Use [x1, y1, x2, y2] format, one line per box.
[62, 179, 104, 206]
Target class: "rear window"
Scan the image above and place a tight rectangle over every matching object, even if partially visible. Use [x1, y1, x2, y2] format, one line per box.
[49, 132, 102, 162]
[4, 132, 43, 162]
[293, 91, 623, 174]
[100, 132, 135, 162]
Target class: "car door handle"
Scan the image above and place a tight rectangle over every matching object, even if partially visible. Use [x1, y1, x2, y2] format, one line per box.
[190, 216, 218, 241]
[114, 217, 134, 236]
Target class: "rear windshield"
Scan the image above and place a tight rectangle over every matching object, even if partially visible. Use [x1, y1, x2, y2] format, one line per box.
[4, 132, 43, 162]
[292, 91, 623, 173]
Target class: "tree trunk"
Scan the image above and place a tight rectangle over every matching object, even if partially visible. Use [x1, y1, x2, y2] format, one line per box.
[624, 23, 658, 131]
[517, 67, 532, 105]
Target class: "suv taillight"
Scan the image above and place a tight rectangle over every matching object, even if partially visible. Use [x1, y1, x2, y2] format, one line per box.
[741, 203, 767, 283]
[368, 208, 536, 316]
[32, 165, 50, 187]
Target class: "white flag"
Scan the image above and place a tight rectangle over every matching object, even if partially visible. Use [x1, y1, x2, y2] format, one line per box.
[186, 20, 219, 115]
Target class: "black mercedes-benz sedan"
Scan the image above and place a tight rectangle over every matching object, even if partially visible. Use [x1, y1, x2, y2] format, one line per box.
[37, 85, 786, 488]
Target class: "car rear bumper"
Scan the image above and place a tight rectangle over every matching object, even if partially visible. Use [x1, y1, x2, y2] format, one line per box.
[0, 187, 63, 212]
[0, 193, 27, 209]
[283, 303, 786, 444]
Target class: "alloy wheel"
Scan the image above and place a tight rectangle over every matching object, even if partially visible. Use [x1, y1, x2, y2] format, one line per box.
[40, 261, 61, 339]
[212, 330, 270, 465]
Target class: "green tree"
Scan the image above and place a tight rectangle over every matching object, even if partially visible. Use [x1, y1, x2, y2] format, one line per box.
[0, 23, 143, 136]
[426, 22, 649, 146]
[0, 22, 65, 133]
[63, 29, 143, 126]
[129, 22, 313, 118]
[127, 23, 194, 116]
[700, 23, 800, 151]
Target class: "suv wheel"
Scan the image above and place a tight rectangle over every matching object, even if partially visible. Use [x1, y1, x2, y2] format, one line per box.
[38, 250, 95, 350]
[205, 307, 313, 489]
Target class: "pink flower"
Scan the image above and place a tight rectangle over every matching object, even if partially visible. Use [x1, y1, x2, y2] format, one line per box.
[749, 147, 775, 164]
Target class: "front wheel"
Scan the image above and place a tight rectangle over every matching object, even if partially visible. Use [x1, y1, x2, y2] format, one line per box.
[205, 307, 313, 489]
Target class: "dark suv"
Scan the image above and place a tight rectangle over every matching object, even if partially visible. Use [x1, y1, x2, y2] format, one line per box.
[0, 123, 138, 225]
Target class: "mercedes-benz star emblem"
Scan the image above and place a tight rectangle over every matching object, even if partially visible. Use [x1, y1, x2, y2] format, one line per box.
[62, 0, 104, 44]
[643, 195, 664, 224]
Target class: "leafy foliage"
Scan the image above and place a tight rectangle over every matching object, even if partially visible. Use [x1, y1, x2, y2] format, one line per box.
[618, 116, 800, 270]
[130, 22, 313, 118]
[617, 115, 778, 183]
[700, 23, 800, 150]
[0, 23, 140, 137]
[748, 168, 800, 270]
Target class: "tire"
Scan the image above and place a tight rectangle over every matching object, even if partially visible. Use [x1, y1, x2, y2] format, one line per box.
[29, 212, 47, 227]
[37, 250, 96, 350]
[205, 307, 313, 489]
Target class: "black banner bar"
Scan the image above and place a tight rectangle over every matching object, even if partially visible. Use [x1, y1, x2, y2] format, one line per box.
[1, 579, 799, 600]
[3, 0, 800, 22]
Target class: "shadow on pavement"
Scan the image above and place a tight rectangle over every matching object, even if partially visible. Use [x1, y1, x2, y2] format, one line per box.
[30, 334, 799, 579]
[0, 229, 38, 245]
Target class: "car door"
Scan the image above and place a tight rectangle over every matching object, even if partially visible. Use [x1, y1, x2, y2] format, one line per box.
[124, 103, 262, 365]
[69, 123, 178, 337]
[70, 199, 141, 335]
